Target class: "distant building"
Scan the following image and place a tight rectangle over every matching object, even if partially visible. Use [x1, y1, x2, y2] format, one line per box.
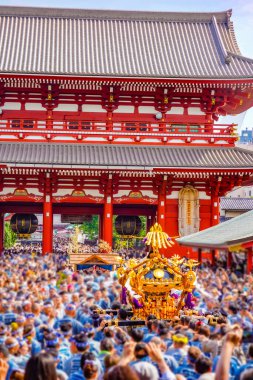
[240, 128, 253, 144]
[220, 197, 253, 222]
[227, 186, 253, 198]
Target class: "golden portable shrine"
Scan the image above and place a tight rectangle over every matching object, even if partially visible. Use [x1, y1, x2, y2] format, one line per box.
[117, 223, 199, 320]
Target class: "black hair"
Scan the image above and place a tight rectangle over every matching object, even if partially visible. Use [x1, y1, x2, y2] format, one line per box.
[195, 356, 212, 374]
[111, 302, 121, 310]
[134, 343, 149, 360]
[180, 315, 191, 326]
[24, 352, 57, 380]
[118, 309, 128, 320]
[189, 320, 198, 331]
[44, 333, 59, 349]
[104, 328, 114, 338]
[115, 330, 128, 345]
[59, 323, 72, 334]
[129, 328, 144, 343]
[248, 344, 253, 358]
[80, 352, 96, 370]
[83, 361, 98, 379]
[228, 305, 238, 314]
[198, 326, 210, 338]
[73, 333, 90, 353]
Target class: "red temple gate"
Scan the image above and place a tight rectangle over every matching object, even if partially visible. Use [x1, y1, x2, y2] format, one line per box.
[0, 7, 252, 254]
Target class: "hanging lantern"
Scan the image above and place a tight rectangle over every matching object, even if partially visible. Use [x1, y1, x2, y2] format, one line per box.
[115, 216, 142, 236]
[10, 213, 38, 239]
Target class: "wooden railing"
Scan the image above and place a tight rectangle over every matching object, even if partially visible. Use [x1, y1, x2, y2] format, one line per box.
[0, 118, 237, 145]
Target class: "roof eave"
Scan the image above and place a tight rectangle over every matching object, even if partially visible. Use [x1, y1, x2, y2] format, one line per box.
[1, 73, 253, 84]
[177, 240, 227, 249]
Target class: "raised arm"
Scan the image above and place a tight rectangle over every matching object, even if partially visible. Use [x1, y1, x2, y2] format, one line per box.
[215, 327, 243, 380]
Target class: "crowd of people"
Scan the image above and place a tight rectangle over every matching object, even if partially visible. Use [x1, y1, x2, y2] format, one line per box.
[0, 246, 252, 380]
[10, 239, 148, 260]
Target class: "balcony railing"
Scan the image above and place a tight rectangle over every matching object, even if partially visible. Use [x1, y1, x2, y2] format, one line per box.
[0, 119, 237, 145]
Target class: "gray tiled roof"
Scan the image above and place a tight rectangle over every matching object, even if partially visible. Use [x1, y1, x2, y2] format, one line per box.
[177, 210, 253, 248]
[0, 7, 252, 78]
[0, 143, 253, 168]
[220, 197, 253, 210]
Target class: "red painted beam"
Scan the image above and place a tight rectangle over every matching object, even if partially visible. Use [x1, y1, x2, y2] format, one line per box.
[0, 203, 43, 213]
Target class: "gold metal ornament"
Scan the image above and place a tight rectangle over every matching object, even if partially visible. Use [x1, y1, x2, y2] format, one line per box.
[117, 223, 199, 320]
[68, 226, 80, 255]
[153, 268, 165, 279]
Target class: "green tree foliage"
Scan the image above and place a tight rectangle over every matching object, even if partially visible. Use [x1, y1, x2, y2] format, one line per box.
[79, 215, 99, 240]
[4, 222, 17, 248]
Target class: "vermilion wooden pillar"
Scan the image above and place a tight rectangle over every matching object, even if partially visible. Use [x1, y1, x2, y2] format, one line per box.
[157, 176, 166, 231]
[198, 248, 202, 263]
[43, 194, 53, 255]
[103, 195, 113, 247]
[227, 251, 232, 269]
[0, 213, 4, 255]
[211, 194, 219, 226]
[99, 214, 104, 241]
[103, 174, 113, 247]
[147, 216, 153, 232]
[247, 247, 253, 274]
[211, 249, 216, 266]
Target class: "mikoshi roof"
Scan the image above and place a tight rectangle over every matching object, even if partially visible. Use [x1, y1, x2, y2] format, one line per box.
[220, 197, 253, 211]
[69, 253, 121, 265]
[0, 6, 253, 78]
[177, 210, 253, 249]
[0, 143, 253, 169]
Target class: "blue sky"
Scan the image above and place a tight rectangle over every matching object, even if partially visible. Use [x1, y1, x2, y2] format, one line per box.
[1, 0, 253, 131]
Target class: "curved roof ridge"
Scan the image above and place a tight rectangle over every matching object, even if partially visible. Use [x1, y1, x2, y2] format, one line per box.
[227, 20, 241, 55]
[211, 16, 229, 64]
[0, 5, 234, 23]
[227, 51, 253, 64]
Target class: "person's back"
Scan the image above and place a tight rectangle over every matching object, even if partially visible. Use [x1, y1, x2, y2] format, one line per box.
[176, 366, 199, 380]
[98, 338, 114, 364]
[69, 351, 101, 380]
[213, 354, 242, 378]
[176, 346, 201, 380]
[64, 333, 90, 376]
[167, 335, 188, 366]
[235, 344, 253, 380]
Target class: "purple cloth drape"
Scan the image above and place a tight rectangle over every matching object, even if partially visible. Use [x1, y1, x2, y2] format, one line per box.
[121, 286, 127, 305]
[185, 292, 194, 309]
[133, 297, 143, 309]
